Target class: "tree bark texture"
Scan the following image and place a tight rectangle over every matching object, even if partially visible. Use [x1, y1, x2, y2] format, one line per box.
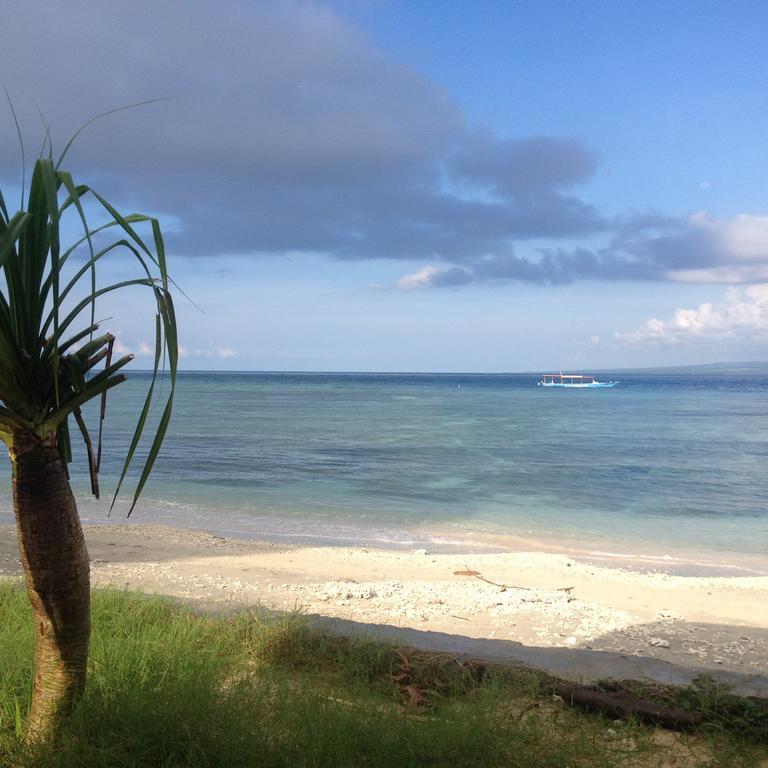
[11, 443, 91, 744]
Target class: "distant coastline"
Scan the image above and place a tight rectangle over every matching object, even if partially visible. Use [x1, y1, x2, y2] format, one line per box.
[125, 360, 768, 376]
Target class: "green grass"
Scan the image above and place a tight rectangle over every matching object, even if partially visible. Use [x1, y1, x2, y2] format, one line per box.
[0, 583, 765, 768]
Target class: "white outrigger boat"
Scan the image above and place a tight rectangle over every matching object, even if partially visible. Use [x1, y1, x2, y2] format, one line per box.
[538, 373, 618, 388]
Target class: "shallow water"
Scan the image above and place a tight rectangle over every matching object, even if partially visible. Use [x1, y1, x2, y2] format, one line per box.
[2, 371, 768, 570]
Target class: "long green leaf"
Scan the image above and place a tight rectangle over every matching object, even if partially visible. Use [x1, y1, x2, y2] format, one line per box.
[128, 291, 177, 515]
[57, 171, 97, 333]
[43, 214, 150, 285]
[56, 98, 173, 169]
[38, 159, 62, 404]
[88, 196, 198, 309]
[0, 212, 30, 269]
[0, 186, 8, 224]
[47, 278, 156, 344]
[111, 312, 161, 510]
[96, 336, 114, 472]
[3, 85, 26, 209]
[73, 408, 99, 498]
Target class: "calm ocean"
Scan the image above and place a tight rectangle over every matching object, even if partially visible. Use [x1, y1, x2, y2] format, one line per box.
[2, 371, 767, 571]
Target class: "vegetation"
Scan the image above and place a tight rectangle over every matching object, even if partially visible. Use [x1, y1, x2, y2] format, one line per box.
[0, 114, 177, 742]
[0, 584, 764, 768]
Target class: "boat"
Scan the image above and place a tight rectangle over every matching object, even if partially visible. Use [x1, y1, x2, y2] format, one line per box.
[538, 373, 618, 388]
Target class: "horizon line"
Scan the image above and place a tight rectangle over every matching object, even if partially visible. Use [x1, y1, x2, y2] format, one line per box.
[123, 360, 768, 376]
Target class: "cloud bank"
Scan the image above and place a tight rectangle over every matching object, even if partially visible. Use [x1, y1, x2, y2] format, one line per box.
[0, 1, 603, 267]
[397, 212, 768, 289]
[1, 1, 766, 292]
[117, 336, 237, 360]
[615, 285, 768, 345]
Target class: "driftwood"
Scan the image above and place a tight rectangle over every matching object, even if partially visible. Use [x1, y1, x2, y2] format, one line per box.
[454, 568, 574, 596]
[554, 682, 703, 730]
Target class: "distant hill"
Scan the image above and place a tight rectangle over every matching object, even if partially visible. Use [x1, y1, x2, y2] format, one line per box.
[586, 361, 768, 375]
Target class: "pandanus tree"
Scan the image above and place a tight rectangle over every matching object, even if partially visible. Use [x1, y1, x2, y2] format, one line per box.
[0, 122, 177, 743]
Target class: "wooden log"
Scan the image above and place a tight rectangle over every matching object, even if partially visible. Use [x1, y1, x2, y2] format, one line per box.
[554, 682, 703, 730]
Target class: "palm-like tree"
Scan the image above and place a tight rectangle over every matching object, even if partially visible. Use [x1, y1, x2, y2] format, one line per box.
[0, 126, 177, 743]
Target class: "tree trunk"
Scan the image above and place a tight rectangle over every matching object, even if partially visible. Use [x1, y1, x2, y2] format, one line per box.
[11, 441, 91, 745]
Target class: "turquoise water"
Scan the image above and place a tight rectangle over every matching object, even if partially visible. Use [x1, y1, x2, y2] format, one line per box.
[2, 372, 768, 568]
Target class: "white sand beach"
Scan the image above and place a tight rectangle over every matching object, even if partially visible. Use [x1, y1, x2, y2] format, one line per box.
[1, 523, 766, 692]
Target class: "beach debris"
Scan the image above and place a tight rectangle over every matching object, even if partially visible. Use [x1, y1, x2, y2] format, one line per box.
[389, 649, 489, 712]
[648, 637, 671, 648]
[391, 649, 438, 710]
[554, 682, 702, 730]
[656, 609, 683, 621]
[317, 582, 378, 601]
[455, 566, 575, 597]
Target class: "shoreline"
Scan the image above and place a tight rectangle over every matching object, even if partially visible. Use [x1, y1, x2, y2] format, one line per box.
[1, 522, 767, 691]
[57, 508, 768, 578]
[5, 475, 768, 578]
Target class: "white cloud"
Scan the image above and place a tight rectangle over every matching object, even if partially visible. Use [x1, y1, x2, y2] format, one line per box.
[188, 342, 237, 359]
[666, 265, 768, 284]
[690, 212, 768, 260]
[135, 341, 190, 357]
[658, 213, 768, 284]
[396, 264, 473, 289]
[397, 266, 444, 290]
[112, 334, 132, 356]
[615, 285, 768, 345]
[129, 339, 233, 359]
[214, 345, 237, 359]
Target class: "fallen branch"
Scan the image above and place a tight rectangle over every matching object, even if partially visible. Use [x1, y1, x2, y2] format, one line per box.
[454, 567, 574, 595]
[554, 682, 702, 730]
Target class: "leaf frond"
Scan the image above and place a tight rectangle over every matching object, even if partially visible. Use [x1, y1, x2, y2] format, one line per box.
[0, 137, 180, 513]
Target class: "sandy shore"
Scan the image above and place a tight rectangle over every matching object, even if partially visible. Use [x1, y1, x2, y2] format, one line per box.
[1, 523, 766, 691]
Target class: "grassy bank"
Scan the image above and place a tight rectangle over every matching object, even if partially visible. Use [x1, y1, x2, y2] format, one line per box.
[0, 584, 765, 767]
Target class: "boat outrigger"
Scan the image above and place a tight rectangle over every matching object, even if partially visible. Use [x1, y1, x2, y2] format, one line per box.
[538, 373, 618, 388]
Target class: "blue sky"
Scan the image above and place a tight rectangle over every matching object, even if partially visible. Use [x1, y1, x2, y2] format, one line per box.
[3, 0, 768, 371]
[354, 0, 768, 216]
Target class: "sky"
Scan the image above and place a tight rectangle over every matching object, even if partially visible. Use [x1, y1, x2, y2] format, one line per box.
[2, 0, 768, 371]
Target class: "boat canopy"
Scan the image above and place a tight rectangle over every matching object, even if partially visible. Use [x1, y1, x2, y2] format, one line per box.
[540, 374, 596, 383]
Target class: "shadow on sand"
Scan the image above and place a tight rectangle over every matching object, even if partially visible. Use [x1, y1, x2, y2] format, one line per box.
[302, 613, 768, 698]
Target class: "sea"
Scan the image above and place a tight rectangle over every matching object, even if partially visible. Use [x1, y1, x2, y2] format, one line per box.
[2, 371, 768, 575]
